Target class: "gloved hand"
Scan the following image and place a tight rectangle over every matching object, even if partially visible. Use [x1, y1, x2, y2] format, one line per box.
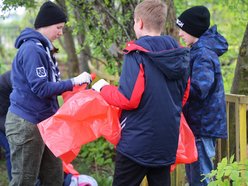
[92, 79, 109, 92]
[71, 72, 92, 85]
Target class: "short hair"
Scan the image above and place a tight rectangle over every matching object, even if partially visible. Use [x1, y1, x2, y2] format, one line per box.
[134, 0, 167, 32]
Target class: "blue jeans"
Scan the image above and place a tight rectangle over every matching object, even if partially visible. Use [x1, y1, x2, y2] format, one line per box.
[0, 130, 12, 181]
[185, 137, 216, 186]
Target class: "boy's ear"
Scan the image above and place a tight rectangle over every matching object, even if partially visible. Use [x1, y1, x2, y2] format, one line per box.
[139, 18, 144, 29]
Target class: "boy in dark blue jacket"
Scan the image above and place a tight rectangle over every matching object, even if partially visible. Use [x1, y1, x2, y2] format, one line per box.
[176, 6, 228, 186]
[92, 0, 190, 185]
[5, 1, 92, 186]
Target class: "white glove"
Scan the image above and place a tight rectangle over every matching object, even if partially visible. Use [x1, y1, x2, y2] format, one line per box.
[71, 72, 92, 85]
[92, 79, 109, 92]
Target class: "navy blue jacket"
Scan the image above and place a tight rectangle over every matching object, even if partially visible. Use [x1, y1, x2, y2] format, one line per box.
[183, 25, 228, 138]
[9, 28, 73, 124]
[0, 71, 12, 132]
[101, 36, 190, 166]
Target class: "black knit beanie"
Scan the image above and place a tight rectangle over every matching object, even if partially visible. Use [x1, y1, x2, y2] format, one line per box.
[34, 1, 67, 29]
[176, 6, 210, 38]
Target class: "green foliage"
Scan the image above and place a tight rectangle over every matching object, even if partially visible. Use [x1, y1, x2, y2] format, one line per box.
[0, 63, 7, 74]
[204, 155, 248, 185]
[222, 62, 236, 93]
[0, 2, 37, 73]
[0, 0, 36, 18]
[75, 138, 115, 185]
[0, 159, 8, 185]
[0, 24, 18, 72]
[68, 0, 137, 75]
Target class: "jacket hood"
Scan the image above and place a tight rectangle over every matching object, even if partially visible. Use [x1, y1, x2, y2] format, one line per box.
[15, 28, 49, 49]
[128, 36, 190, 80]
[192, 25, 228, 56]
[147, 47, 189, 80]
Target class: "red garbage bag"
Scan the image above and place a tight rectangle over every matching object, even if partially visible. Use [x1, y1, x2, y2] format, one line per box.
[62, 84, 89, 103]
[63, 162, 79, 175]
[170, 78, 198, 172]
[62, 73, 96, 103]
[170, 113, 198, 172]
[38, 89, 121, 164]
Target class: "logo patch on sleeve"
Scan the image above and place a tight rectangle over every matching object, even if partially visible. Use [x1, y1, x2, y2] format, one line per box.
[36, 67, 47, 77]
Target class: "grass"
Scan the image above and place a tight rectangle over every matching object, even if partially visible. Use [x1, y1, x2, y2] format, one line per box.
[0, 159, 9, 186]
[72, 152, 114, 185]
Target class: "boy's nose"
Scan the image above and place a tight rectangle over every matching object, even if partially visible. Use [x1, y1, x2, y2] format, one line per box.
[178, 30, 183, 37]
[59, 30, 63, 36]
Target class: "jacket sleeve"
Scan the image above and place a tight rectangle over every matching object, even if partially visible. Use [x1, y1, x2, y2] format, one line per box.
[189, 56, 215, 100]
[22, 46, 73, 98]
[100, 52, 145, 110]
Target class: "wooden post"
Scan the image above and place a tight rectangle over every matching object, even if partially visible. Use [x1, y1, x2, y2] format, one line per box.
[239, 102, 247, 165]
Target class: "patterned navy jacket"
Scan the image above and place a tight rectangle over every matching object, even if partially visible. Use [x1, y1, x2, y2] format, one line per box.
[100, 35, 190, 166]
[183, 25, 228, 138]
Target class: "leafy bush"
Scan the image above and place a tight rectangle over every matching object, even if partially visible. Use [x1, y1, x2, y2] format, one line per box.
[74, 138, 116, 185]
[203, 155, 248, 185]
[0, 159, 9, 185]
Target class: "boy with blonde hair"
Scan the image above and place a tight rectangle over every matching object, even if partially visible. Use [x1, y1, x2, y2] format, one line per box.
[93, 0, 190, 185]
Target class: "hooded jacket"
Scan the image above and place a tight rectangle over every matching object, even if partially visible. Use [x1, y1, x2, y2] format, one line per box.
[0, 71, 12, 132]
[183, 25, 228, 138]
[9, 28, 73, 124]
[100, 35, 190, 166]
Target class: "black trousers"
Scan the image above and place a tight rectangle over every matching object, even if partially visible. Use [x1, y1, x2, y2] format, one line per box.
[112, 152, 171, 186]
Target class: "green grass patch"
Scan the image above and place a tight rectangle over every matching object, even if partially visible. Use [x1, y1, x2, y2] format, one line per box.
[0, 158, 9, 185]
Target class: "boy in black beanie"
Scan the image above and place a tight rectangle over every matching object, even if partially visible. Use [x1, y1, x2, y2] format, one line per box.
[5, 1, 92, 186]
[176, 6, 228, 186]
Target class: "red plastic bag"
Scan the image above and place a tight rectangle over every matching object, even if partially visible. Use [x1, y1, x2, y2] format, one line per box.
[62, 73, 96, 103]
[170, 79, 198, 172]
[62, 73, 96, 102]
[38, 89, 121, 164]
[62, 84, 88, 103]
[63, 162, 79, 175]
[170, 113, 198, 172]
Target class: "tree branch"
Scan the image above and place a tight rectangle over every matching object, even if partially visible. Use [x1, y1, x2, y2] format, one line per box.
[95, 0, 131, 40]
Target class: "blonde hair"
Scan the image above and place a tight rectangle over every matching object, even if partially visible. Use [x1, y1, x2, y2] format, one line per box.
[134, 0, 167, 32]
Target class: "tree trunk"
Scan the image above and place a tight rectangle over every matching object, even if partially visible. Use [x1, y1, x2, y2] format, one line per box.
[231, 23, 248, 94]
[164, 0, 179, 39]
[74, 7, 90, 73]
[63, 26, 80, 77]
[228, 23, 248, 161]
[77, 37, 90, 73]
[56, 0, 79, 77]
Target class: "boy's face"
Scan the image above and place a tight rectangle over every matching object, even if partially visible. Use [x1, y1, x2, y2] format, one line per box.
[178, 29, 198, 47]
[42, 22, 65, 42]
